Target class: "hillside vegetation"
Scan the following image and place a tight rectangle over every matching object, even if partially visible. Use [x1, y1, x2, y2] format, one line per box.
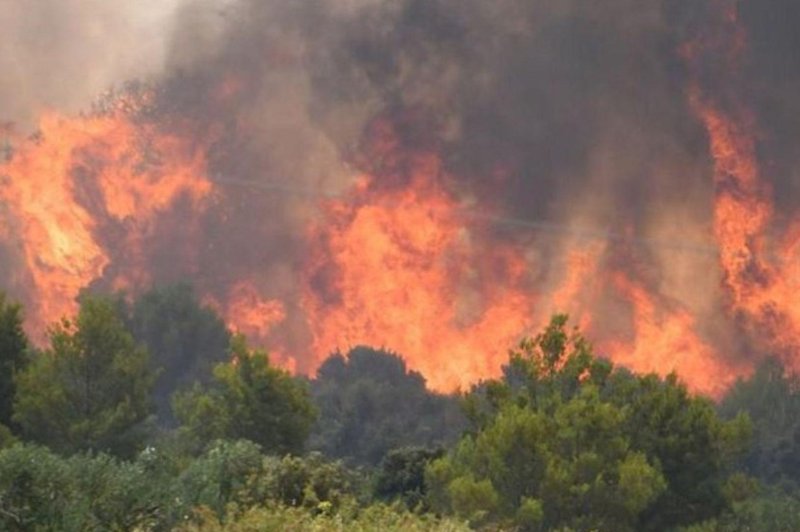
[0, 286, 798, 531]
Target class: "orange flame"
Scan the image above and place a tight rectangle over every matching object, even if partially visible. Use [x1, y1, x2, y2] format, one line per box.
[685, 2, 800, 367]
[6, 3, 797, 399]
[302, 134, 536, 391]
[547, 244, 604, 333]
[300, 115, 748, 394]
[603, 273, 741, 398]
[213, 281, 295, 371]
[0, 94, 213, 340]
[222, 282, 287, 341]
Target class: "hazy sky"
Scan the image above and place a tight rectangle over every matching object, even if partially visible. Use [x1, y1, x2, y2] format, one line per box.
[0, 0, 184, 127]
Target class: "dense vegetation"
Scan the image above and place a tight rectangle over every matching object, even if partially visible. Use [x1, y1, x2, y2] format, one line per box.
[309, 346, 464, 466]
[0, 287, 799, 530]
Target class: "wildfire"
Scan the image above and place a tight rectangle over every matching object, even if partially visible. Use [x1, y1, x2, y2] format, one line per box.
[212, 281, 297, 371]
[301, 122, 537, 391]
[0, 92, 213, 340]
[4, 0, 800, 399]
[684, 1, 800, 368]
[547, 244, 604, 333]
[604, 273, 741, 398]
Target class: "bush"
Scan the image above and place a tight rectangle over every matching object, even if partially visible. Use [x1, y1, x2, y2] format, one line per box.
[0, 444, 166, 530]
[374, 446, 444, 510]
[177, 502, 469, 532]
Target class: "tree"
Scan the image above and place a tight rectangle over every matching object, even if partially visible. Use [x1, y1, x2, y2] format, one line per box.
[0, 293, 27, 432]
[703, 485, 800, 532]
[374, 446, 445, 510]
[427, 315, 751, 531]
[13, 296, 155, 457]
[612, 370, 750, 529]
[308, 347, 465, 466]
[720, 357, 800, 487]
[119, 283, 231, 427]
[173, 335, 316, 455]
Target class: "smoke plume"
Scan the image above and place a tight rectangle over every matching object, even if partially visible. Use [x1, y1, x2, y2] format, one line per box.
[3, 0, 800, 394]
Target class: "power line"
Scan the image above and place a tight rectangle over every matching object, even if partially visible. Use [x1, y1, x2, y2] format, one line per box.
[212, 176, 726, 257]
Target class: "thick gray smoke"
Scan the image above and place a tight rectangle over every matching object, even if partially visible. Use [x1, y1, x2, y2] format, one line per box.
[136, 0, 723, 362]
[4, 0, 800, 373]
[0, 0, 180, 128]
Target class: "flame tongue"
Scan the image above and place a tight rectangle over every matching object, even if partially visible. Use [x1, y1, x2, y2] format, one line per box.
[604, 273, 739, 398]
[684, 2, 800, 365]
[0, 94, 213, 340]
[689, 96, 773, 309]
[302, 133, 537, 391]
[6, 1, 800, 397]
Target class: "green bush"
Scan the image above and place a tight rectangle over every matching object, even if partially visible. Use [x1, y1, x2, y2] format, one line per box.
[428, 316, 751, 531]
[0, 444, 166, 531]
[178, 502, 469, 532]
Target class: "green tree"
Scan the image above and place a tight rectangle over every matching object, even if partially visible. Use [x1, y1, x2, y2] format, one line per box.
[257, 452, 362, 512]
[700, 486, 800, 531]
[612, 370, 750, 529]
[0, 443, 177, 531]
[309, 347, 465, 466]
[120, 284, 231, 427]
[0, 293, 27, 433]
[374, 446, 445, 510]
[427, 315, 750, 531]
[174, 336, 316, 455]
[180, 501, 469, 531]
[13, 296, 155, 457]
[720, 357, 800, 487]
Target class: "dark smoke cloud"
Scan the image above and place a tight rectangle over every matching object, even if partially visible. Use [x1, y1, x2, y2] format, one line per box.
[737, 0, 800, 212]
[157, 0, 717, 229]
[145, 0, 725, 351]
[7, 0, 800, 369]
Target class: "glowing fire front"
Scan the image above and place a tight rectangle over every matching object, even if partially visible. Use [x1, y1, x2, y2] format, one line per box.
[302, 124, 537, 390]
[0, 93, 213, 340]
[2, 1, 800, 398]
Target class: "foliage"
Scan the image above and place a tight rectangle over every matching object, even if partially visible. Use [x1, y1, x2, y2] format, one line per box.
[685, 485, 800, 532]
[257, 452, 364, 511]
[174, 335, 316, 455]
[309, 346, 465, 465]
[428, 392, 666, 530]
[719, 357, 800, 487]
[177, 501, 469, 532]
[178, 441, 365, 517]
[0, 292, 783, 531]
[610, 371, 751, 529]
[428, 315, 751, 531]
[0, 440, 368, 531]
[120, 284, 231, 427]
[374, 446, 444, 510]
[0, 292, 27, 432]
[176, 439, 267, 519]
[0, 444, 169, 531]
[13, 296, 155, 458]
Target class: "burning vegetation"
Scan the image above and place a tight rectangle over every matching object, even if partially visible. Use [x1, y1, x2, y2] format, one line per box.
[2, 0, 800, 399]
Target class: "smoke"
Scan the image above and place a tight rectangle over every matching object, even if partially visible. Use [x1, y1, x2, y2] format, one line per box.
[737, 0, 800, 212]
[154, 0, 722, 349]
[0, 0, 179, 128]
[4, 0, 800, 390]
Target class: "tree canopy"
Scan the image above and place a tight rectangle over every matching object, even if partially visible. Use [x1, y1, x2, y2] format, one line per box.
[0, 292, 27, 433]
[308, 346, 465, 466]
[427, 315, 751, 531]
[720, 357, 800, 487]
[1, 288, 798, 531]
[119, 283, 231, 427]
[13, 295, 155, 458]
[173, 335, 316, 455]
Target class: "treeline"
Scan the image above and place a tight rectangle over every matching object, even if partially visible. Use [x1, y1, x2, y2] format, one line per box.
[0, 287, 799, 530]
